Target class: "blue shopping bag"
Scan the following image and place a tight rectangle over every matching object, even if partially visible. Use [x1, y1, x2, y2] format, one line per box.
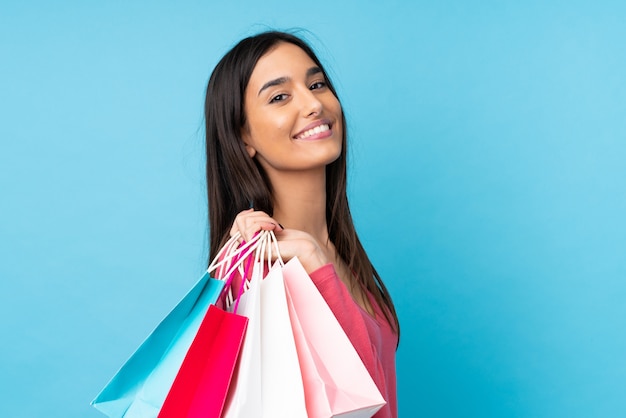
[91, 273, 225, 417]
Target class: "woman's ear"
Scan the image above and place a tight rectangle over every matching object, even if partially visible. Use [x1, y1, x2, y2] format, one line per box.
[244, 144, 256, 158]
[241, 127, 256, 158]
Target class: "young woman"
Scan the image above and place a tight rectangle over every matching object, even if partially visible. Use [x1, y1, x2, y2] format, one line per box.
[204, 31, 400, 417]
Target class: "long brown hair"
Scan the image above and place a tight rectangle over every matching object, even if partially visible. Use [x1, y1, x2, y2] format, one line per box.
[204, 30, 399, 339]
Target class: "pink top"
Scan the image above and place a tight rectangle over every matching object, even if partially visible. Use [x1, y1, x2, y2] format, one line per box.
[309, 264, 398, 418]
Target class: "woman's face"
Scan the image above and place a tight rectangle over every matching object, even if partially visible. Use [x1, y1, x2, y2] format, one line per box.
[241, 42, 343, 176]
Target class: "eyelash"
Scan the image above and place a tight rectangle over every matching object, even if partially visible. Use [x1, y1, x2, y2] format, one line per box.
[269, 94, 288, 103]
[310, 80, 326, 90]
[268, 80, 327, 104]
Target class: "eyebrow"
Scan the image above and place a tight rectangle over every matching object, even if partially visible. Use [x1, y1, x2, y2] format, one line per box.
[257, 66, 323, 96]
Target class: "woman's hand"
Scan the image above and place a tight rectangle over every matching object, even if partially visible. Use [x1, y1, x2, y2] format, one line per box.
[229, 208, 283, 241]
[269, 228, 330, 273]
[229, 209, 330, 273]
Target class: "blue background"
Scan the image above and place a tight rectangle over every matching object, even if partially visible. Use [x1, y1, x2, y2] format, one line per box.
[1, 1, 625, 417]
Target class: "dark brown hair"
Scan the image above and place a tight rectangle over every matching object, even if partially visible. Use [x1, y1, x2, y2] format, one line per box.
[204, 30, 399, 339]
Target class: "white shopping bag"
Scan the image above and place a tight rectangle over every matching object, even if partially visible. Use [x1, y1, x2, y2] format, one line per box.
[222, 231, 307, 418]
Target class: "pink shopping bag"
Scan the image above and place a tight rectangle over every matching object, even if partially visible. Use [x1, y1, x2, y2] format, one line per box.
[282, 257, 386, 418]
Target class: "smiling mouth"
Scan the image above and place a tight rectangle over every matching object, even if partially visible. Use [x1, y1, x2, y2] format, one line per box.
[295, 123, 331, 140]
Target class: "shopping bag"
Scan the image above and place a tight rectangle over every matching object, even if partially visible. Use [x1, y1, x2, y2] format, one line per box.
[91, 273, 225, 417]
[157, 304, 248, 417]
[259, 263, 308, 417]
[222, 231, 307, 418]
[92, 233, 260, 417]
[282, 257, 386, 418]
[220, 260, 262, 417]
[158, 233, 269, 417]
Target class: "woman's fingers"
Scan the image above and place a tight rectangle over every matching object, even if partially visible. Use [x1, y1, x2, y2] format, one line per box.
[229, 209, 283, 242]
[229, 219, 330, 273]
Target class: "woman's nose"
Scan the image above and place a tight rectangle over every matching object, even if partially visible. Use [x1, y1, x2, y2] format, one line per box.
[299, 88, 323, 117]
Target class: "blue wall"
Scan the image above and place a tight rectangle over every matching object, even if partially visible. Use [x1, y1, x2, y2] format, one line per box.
[1, 1, 624, 417]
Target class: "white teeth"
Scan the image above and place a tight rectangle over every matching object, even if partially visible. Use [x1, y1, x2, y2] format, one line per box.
[298, 124, 329, 139]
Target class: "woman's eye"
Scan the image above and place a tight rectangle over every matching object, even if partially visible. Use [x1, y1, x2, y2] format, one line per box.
[270, 93, 288, 103]
[310, 81, 326, 90]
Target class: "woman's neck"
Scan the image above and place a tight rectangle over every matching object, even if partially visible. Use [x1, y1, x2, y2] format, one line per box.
[268, 168, 329, 243]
